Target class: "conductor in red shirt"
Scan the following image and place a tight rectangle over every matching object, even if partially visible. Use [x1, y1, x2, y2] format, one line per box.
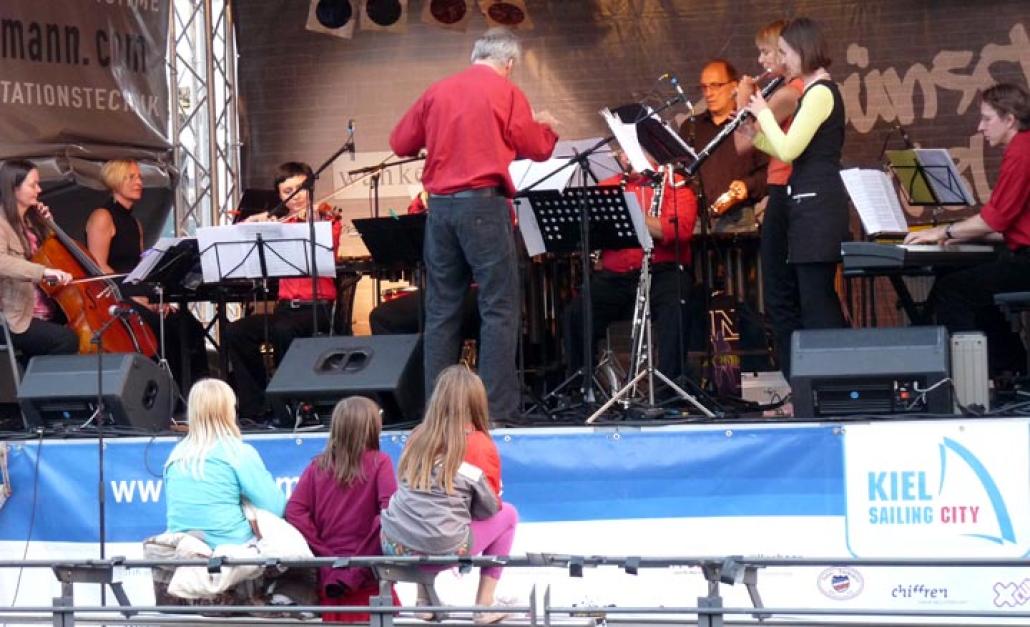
[390, 27, 559, 421]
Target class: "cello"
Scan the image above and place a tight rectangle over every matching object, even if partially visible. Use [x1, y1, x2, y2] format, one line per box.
[30, 209, 159, 356]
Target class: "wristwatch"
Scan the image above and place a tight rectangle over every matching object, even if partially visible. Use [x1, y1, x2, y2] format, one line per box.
[944, 223, 955, 240]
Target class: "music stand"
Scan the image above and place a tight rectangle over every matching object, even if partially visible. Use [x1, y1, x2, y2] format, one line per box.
[197, 222, 336, 283]
[518, 186, 649, 409]
[517, 186, 650, 257]
[886, 148, 974, 208]
[232, 188, 279, 224]
[353, 214, 427, 329]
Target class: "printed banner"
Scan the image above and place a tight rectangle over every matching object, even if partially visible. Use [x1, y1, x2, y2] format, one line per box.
[1, 420, 1027, 616]
[0, 0, 171, 154]
[843, 419, 1030, 558]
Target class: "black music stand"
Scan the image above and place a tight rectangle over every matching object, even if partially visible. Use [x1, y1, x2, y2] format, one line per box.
[353, 214, 427, 328]
[886, 149, 974, 208]
[518, 186, 649, 409]
[518, 186, 646, 255]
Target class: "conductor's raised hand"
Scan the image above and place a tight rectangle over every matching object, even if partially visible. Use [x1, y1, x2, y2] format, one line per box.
[534, 110, 561, 128]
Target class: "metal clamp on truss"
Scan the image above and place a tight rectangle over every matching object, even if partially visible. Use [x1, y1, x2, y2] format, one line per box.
[51, 558, 136, 625]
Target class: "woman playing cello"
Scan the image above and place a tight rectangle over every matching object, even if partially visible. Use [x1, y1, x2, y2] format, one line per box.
[0, 159, 78, 359]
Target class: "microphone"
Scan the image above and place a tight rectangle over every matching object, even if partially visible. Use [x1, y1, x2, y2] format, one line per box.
[667, 75, 692, 114]
[895, 123, 918, 149]
[108, 302, 134, 317]
[347, 119, 356, 161]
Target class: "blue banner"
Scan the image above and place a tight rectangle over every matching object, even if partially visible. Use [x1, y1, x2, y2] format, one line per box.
[0, 424, 843, 543]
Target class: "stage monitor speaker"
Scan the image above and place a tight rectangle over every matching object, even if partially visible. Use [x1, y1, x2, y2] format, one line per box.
[790, 326, 951, 418]
[266, 334, 423, 426]
[18, 353, 177, 431]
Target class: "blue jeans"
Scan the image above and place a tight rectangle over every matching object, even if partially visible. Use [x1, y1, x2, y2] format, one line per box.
[424, 196, 519, 420]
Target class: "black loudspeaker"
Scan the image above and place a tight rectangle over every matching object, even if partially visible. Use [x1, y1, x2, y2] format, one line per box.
[266, 334, 423, 425]
[18, 353, 177, 431]
[790, 326, 951, 418]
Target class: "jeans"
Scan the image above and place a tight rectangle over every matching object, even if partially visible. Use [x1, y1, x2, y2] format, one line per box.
[424, 196, 519, 420]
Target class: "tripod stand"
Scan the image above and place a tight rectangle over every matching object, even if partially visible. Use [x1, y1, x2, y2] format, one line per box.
[586, 170, 716, 423]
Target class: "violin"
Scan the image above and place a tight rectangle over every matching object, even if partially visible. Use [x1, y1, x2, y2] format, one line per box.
[30, 209, 158, 356]
[276, 202, 342, 223]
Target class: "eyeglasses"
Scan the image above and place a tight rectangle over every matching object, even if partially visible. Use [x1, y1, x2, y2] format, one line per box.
[698, 81, 732, 92]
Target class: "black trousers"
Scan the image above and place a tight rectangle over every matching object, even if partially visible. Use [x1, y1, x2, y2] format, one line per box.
[369, 288, 479, 339]
[10, 318, 78, 361]
[760, 185, 801, 375]
[932, 250, 1030, 374]
[564, 266, 694, 382]
[225, 302, 333, 419]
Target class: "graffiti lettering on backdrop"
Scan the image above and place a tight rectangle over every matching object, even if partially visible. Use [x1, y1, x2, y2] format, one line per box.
[840, 23, 1030, 213]
[0, 0, 170, 151]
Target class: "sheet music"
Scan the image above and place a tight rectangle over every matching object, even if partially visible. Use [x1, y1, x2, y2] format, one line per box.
[509, 157, 578, 192]
[623, 192, 653, 250]
[915, 148, 975, 205]
[125, 237, 184, 284]
[840, 168, 909, 235]
[196, 222, 335, 282]
[601, 108, 652, 174]
[553, 137, 623, 180]
[515, 197, 546, 256]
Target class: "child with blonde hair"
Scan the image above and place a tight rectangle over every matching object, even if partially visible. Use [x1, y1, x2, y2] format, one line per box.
[164, 379, 284, 547]
[286, 396, 398, 622]
[381, 365, 517, 624]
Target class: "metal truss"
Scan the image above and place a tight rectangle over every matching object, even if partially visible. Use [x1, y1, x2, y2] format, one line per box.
[169, 0, 241, 235]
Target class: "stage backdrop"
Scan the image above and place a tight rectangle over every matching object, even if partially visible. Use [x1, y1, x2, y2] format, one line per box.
[0, 0, 174, 241]
[233, 0, 1029, 330]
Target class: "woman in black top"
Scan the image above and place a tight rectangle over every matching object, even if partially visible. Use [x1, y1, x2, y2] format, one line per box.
[85, 159, 209, 389]
[742, 17, 849, 370]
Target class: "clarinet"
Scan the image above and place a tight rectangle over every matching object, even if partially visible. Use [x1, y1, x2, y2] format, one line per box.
[685, 74, 786, 176]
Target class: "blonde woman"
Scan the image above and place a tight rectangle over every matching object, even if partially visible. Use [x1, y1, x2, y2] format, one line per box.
[285, 397, 398, 623]
[164, 378, 285, 548]
[380, 365, 517, 625]
[86, 158, 209, 388]
[735, 19, 806, 377]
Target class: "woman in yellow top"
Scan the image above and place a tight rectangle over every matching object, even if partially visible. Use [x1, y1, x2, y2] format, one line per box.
[740, 16, 848, 344]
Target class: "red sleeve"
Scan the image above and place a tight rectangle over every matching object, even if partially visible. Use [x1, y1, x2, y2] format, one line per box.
[375, 452, 398, 511]
[660, 177, 698, 245]
[980, 141, 1030, 235]
[464, 430, 502, 498]
[389, 95, 428, 157]
[284, 462, 335, 557]
[506, 88, 558, 162]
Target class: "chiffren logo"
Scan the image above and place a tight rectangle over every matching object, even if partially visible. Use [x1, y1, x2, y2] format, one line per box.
[892, 583, 949, 600]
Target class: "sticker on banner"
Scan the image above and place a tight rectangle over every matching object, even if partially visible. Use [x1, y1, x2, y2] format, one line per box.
[817, 567, 864, 600]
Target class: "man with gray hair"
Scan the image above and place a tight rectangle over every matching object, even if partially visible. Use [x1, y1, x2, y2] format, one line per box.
[391, 27, 558, 422]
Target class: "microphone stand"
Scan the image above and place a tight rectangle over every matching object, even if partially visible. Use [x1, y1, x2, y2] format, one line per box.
[84, 308, 132, 607]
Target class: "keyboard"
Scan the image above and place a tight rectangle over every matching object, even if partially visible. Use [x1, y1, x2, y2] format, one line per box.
[842, 242, 997, 274]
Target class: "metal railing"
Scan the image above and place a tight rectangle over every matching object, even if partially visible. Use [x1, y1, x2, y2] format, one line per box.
[1, 554, 1028, 627]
